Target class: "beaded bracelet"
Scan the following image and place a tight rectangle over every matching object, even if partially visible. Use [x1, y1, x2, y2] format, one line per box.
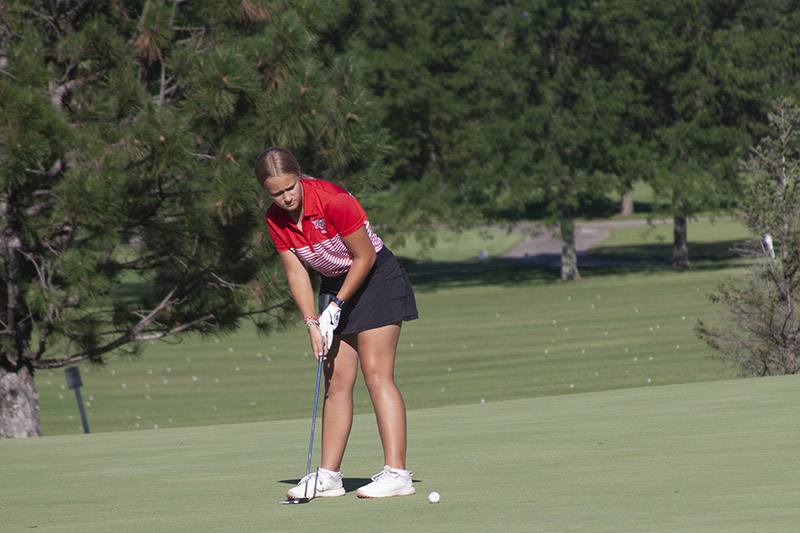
[304, 315, 319, 329]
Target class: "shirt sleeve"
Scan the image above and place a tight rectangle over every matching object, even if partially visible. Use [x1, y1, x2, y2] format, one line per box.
[265, 210, 290, 252]
[325, 192, 368, 238]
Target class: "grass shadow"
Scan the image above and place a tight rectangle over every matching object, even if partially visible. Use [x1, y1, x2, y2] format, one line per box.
[278, 478, 422, 493]
[398, 238, 751, 291]
[400, 257, 559, 292]
[589, 239, 750, 264]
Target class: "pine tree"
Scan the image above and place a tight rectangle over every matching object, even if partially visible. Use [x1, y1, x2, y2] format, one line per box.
[0, 0, 388, 438]
[697, 98, 800, 375]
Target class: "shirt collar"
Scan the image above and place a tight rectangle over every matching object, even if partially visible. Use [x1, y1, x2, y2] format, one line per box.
[299, 178, 321, 220]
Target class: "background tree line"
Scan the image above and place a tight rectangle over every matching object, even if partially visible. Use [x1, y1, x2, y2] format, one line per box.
[364, 0, 800, 278]
[2, 0, 799, 437]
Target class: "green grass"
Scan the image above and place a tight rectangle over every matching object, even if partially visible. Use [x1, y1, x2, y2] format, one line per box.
[383, 226, 526, 262]
[600, 217, 751, 246]
[3, 376, 797, 532]
[34, 265, 738, 436]
[590, 218, 753, 264]
[6, 216, 793, 531]
[34, 217, 752, 436]
[601, 181, 669, 218]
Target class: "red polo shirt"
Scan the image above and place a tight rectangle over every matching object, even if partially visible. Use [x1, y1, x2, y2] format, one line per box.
[266, 178, 383, 277]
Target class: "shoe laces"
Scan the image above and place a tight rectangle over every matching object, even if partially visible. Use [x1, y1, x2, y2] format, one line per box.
[298, 472, 319, 486]
[371, 468, 399, 484]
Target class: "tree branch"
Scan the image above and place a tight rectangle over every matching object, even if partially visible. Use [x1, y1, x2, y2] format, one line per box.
[135, 313, 216, 341]
[48, 70, 106, 110]
[0, 67, 18, 80]
[32, 286, 182, 369]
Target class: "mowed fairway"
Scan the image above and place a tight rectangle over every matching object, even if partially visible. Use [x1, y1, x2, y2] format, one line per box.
[33, 220, 744, 436]
[33, 266, 737, 435]
[2, 376, 797, 532]
[8, 217, 795, 531]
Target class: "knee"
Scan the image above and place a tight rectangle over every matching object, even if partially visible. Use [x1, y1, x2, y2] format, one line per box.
[362, 372, 394, 394]
[325, 376, 356, 400]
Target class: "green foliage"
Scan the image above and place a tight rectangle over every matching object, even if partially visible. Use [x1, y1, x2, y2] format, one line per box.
[623, 2, 767, 212]
[0, 0, 389, 393]
[363, 0, 800, 271]
[742, 100, 800, 241]
[363, 1, 646, 227]
[697, 98, 800, 375]
[363, 1, 514, 227]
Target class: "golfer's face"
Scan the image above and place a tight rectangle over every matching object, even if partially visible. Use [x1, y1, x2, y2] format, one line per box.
[266, 173, 302, 213]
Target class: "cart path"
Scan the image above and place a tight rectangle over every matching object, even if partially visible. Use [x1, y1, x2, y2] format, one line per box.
[500, 219, 674, 267]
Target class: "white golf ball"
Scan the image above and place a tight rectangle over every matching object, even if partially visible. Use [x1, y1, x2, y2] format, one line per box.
[428, 491, 440, 504]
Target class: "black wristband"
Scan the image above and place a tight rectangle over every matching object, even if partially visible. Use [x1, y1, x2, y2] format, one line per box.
[332, 296, 345, 308]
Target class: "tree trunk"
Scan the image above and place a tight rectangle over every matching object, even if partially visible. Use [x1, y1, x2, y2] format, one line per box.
[672, 213, 690, 269]
[0, 365, 42, 438]
[783, 347, 798, 374]
[560, 215, 581, 281]
[620, 191, 634, 216]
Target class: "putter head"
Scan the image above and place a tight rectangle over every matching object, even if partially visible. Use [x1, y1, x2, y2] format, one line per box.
[278, 468, 318, 505]
[278, 497, 310, 505]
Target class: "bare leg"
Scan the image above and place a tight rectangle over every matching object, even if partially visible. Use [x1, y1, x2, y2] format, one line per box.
[356, 323, 407, 470]
[320, 338, 358, 472]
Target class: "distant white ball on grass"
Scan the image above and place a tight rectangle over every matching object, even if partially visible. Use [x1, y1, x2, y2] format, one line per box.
[428, 491, 440, 504]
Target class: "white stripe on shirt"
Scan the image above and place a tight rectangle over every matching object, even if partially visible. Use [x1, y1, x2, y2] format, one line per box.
[292, 222, 383, 277]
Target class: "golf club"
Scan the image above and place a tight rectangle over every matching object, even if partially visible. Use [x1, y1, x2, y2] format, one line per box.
[278, 294, 331, 505]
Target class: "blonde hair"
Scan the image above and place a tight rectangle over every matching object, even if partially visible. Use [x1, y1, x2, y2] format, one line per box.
[254, 147, 301, 189]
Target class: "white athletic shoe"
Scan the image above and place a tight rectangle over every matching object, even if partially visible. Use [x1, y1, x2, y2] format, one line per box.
[356, 465, 416, 498]
[286, 468, 345, 499]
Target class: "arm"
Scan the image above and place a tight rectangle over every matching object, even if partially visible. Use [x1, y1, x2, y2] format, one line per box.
[335, 225, 377, 303]
[278, 250, 326, 358]
[316, 226, 376, 349]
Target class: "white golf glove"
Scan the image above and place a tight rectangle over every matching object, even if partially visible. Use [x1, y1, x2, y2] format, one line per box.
[318, 302, 341, 349]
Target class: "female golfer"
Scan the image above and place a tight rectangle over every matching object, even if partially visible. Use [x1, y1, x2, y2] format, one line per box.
[255, 147, 418, 499]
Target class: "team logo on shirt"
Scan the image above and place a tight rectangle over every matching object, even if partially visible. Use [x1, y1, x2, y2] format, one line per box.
[312, 219, 327, 233]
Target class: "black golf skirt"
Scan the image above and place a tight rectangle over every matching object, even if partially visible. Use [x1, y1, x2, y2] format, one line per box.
[319, 246, 418, 335]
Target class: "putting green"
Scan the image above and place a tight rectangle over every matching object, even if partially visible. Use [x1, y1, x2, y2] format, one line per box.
[2, 375, 797, 532]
